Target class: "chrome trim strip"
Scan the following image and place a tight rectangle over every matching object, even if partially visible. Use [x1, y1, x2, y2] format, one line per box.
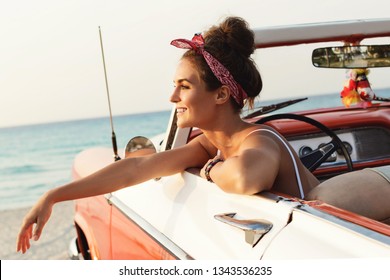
[106, 194, 194, 260]
[296, 204, 390, 245]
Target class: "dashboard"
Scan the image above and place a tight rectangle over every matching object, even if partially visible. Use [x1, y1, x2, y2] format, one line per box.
[288, 126, 390, 168]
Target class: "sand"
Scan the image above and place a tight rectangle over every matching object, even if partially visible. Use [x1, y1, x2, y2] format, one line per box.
[0, 201, 75, 260]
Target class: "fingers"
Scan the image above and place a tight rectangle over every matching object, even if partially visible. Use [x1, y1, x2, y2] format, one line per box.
[17, 219, 46, 253]
[16, 210, 43, 253]
[33, 217, 45, 241]
[16, 223, 33, 254]
[21, 232, 31, 253]
[16, 195, 53, 254]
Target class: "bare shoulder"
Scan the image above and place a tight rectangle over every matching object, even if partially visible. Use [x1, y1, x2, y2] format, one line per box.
[187, 134, 218, 158]
[240, 125, 283, 151]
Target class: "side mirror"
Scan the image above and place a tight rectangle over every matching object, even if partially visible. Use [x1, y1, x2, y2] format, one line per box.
[124, 136, 156, 158]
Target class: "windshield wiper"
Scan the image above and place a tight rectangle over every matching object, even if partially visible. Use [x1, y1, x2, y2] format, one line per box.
[243, 97, 308, 119]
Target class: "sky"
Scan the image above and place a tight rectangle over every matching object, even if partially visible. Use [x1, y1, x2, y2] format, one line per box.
[1, 0, 390, 128]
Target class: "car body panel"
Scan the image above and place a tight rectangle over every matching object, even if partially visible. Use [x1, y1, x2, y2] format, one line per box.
[110, 202, 178, 260]
[73, 195, 110, 259]
[263, 209, 390, 259]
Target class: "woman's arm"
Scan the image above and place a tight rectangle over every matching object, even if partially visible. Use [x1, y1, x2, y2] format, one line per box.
[16, 137, 211, 253]
[202, 134, 282, 195]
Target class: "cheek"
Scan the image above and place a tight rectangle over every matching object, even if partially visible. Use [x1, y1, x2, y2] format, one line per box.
[181, 90, 201, 107]
[192, 98, 215, 122]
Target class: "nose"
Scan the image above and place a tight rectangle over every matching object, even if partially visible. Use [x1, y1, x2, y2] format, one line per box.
[169, 86, 180, 103]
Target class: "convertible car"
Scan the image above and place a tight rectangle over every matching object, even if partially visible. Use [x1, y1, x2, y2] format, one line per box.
[68, 18, 390, 260]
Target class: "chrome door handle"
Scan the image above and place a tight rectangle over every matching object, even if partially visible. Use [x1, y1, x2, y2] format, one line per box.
[214, 213, 273, 246]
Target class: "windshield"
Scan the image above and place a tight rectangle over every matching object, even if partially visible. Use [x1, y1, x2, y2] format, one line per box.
[246, 39, 390, 115]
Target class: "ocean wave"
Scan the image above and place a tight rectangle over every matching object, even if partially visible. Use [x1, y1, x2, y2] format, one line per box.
[0, 188, 42, 210]
[0, 164, 45, 176]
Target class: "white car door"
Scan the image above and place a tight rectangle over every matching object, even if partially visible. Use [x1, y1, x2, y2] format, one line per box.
[111, 170, 296, 259]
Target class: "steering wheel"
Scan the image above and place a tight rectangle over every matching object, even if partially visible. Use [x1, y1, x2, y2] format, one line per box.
[255, 113, 353, 172]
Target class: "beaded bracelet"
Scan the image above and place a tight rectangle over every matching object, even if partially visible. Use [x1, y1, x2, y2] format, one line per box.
[204, 158, 223, 183]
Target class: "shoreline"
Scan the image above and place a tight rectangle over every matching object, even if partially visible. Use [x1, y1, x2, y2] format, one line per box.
[0, 201, 75, 260]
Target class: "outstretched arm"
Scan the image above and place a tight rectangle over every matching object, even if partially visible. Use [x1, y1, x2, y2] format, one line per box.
[16, 138, 210, 253]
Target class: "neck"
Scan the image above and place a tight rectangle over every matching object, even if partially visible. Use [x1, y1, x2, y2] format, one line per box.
[201, 112, 252, 156]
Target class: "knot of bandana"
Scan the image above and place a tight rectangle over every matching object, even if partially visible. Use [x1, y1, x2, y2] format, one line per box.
[171, 33, 248, 108]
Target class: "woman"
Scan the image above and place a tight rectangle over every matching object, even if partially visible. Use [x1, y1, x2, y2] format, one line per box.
[17, 17, 319, 253]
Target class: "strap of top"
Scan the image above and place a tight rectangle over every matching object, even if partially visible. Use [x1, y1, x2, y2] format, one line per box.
[246, 128, 305, 199]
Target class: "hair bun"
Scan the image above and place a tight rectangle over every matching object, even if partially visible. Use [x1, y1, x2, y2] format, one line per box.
[204, 17, 255, 58]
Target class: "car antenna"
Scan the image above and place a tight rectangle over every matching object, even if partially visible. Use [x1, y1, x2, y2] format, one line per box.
[98, 26, 121, 161]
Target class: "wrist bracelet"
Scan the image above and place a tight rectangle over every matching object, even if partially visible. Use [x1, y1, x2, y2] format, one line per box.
[204, 158, 223, 183]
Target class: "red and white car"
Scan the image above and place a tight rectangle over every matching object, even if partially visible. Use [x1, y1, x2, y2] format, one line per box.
[69, 18, 390, 260]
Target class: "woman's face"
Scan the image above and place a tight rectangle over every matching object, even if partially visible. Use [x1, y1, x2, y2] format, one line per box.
[170, 59, 217, 128]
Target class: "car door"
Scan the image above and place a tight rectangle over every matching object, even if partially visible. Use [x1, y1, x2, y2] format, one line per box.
[110, 170, 295, 259]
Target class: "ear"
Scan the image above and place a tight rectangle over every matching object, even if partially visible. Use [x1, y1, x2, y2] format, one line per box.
[215, 85, 231, 105]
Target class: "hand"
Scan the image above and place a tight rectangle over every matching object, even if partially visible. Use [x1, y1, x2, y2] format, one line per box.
[16, 193, 53, 253]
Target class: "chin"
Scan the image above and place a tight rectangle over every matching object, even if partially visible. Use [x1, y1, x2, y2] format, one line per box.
[176, 118, 194, 129]
[176, 122, 189, 129]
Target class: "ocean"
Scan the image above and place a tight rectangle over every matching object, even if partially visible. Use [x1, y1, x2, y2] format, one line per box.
[0, 110, 171, 211]
[1, 91, 389, 211]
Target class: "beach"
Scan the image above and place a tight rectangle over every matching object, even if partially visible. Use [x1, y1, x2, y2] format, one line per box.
[0, 201, 75, 260]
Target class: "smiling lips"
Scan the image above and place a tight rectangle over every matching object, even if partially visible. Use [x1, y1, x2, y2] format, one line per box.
[176, 108, 187, 114]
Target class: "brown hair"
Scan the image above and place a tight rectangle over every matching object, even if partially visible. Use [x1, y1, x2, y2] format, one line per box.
[182, 17, 262, 111]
